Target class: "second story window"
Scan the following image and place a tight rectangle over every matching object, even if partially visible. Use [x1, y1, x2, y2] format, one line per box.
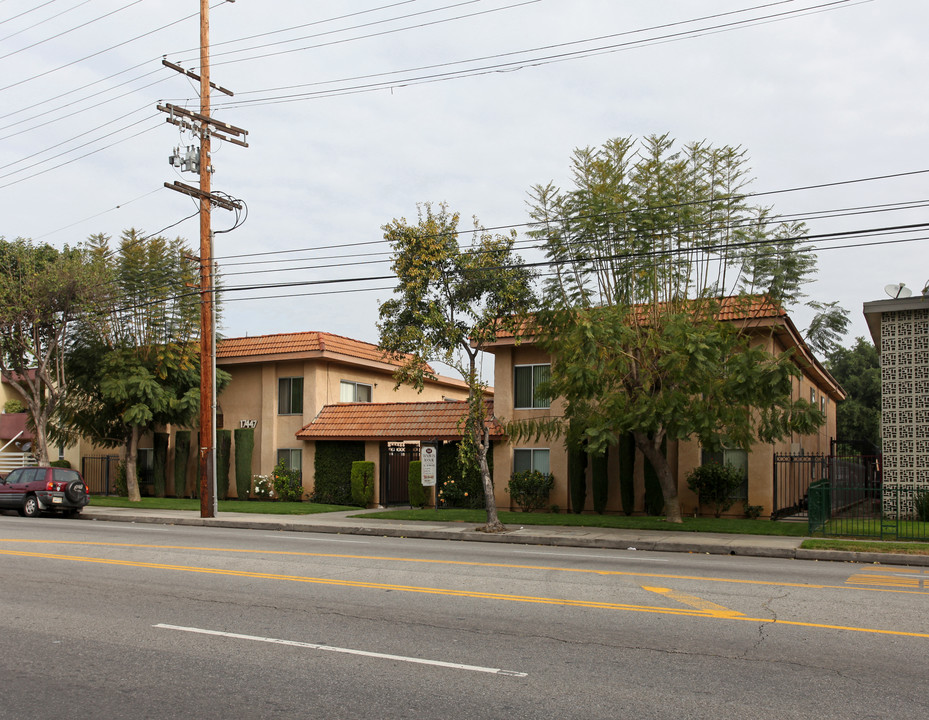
[340, 380, 372, 402]
[278, 377, 304, 415]
[514, 364, 551, 409]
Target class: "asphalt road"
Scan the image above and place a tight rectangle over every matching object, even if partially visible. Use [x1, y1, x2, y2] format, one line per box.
[0, 515, 926, 719]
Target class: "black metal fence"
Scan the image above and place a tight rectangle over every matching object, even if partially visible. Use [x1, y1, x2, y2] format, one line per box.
[772, 453, 882, 520]
[809, 481, 929, 541]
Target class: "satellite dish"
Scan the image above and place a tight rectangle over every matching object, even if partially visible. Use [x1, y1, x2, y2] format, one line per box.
[884, 283, 913, 299]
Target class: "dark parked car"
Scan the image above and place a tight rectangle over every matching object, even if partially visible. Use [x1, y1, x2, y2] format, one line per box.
[0, 467, 89, 517]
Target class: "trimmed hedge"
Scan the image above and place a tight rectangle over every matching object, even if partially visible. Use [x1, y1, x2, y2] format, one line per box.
[643, 438, 667, 516]
[216, 429, 232, 501]
[174, 430, 190, 497]
[407, 460, 428, 508]
[234, 427, 255, 499]
[568, 443, 588, 514]
[313, 441, 364, 505]
[351, 461, 375, 507]
[50, 459, 71, 469]
[153, 432, 169, 498]
[618, 432, 635, 515]
[590, 450, 608, 514]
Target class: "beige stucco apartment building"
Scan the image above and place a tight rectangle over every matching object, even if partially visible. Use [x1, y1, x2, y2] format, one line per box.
[210, 331, 470, 497]
[484, 298, 845, 518]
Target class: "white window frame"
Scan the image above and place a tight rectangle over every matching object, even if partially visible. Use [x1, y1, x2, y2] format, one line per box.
[340, 380, 373, 403]
[514, 364, 551, 409]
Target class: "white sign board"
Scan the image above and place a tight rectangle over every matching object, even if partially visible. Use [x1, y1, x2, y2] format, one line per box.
[421, 444, 437, 487]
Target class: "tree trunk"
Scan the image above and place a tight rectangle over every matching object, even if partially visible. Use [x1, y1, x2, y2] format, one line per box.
[126, 426, 142, 502]
[32, 413, 50, 466]
[478, 425, 505, 532]
[633, 431, 682, 523]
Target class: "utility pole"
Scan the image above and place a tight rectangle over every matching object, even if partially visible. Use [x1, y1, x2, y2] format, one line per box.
[160, 0, 246, 519]
[198, 0, 213, 519]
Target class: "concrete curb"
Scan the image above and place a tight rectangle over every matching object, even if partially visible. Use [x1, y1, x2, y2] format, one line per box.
[78, 510, 929, 567]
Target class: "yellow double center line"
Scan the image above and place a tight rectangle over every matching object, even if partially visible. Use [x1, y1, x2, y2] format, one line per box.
[2, 541, 928, 640]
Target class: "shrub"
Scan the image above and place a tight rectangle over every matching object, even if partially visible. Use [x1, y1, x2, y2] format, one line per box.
[916, 490, 929, 523]
[252, 474, 274, 500]
[50, 459, 71, 469]
[591, 451, 609, 514]
[618, 432, 635, 515]
[408, 460, 428, 508]
[216, 429, 232, 500]
[436, 441, 484, 508]
[115, 462, 128, 497]
[3, 399, 25, 414]
[272, 459, 304, 502]
[686, 462, 745, 518]
[234, 428, 255, 499]
[568, 443, 587, 513]
[745, 504, 764, 520]
[643, 441, 666, 516]
[507, 470, 555, 513]
[153, 432, 169, 498]
[312, 441, 364, 504]
[174, 430, 191, 497]
[350, 461, 375, 507]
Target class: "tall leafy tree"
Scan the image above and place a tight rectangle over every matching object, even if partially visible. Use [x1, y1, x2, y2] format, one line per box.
[378, 203, 535, 532]
[63, 229, 211, 501]
[0, 237, 104, 463]
[826, 337, 881, 453]
[519, 135, 824, 522]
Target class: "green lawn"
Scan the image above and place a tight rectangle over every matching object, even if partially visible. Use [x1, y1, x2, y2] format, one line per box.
[357, 508, 810, 537]
[814, 518, 929, 542]
[89, 496, 356, 515]
[801, 538, 929, 555]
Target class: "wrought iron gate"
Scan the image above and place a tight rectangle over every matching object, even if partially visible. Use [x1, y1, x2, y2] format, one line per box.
[379, 443, 419, 506]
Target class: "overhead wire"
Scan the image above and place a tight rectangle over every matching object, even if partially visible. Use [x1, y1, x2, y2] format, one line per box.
[200, 0, 855, 110]
[0, 0, 90, 42]
[0, 0, 143, 61]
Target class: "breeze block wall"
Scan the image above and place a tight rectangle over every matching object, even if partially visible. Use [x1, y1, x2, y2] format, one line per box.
[879, 304, 929, 516]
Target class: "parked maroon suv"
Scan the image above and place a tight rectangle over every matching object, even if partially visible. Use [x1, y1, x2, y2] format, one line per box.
[0, 467, 90, 517]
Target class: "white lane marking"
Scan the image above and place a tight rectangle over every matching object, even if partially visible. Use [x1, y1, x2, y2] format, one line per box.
[511, 550, 669, 563]
[261, 534, 370, 544]
[154, 624, 527, 677]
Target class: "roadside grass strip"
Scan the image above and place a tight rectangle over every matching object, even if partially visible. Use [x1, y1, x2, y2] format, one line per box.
[3, 546, 929, 640]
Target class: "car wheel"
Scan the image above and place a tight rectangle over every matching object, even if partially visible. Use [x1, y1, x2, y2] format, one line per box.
[64, 480, 86, 503]
[22, 495, 40, 518]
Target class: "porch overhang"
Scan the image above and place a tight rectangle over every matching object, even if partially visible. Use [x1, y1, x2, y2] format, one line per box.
[295, 400, 505, 442]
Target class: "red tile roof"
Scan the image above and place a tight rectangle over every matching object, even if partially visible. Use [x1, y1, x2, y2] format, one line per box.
[217, 331, 431, 371]
[296, 400, 504, 441]
[490, 296, 785, 340]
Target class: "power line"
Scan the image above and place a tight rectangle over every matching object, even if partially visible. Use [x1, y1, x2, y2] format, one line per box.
[32, 187, 164, 240]
[0, 0, 90, 42]
[0, 121, 161, 189]
[0, 0, 143, 61]
[214, 167, 929, 263]
[0, 0, 60, 27]
[0, 2, 222, 93]
[204, 0, 856, 110]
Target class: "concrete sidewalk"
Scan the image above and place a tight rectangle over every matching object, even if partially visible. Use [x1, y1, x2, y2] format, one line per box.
[75, 506, 929, 567]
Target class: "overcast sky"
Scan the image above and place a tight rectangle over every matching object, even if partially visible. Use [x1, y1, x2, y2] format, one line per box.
[2, 0, 927, 373]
